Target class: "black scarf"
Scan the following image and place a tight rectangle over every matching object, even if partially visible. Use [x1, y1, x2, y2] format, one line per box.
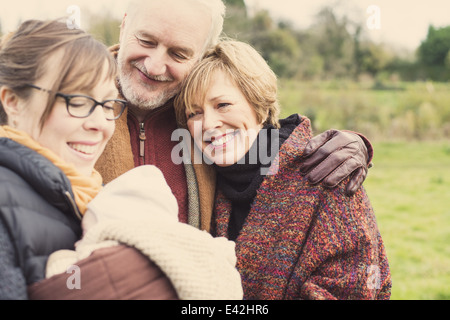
[214, 114, 301, 241]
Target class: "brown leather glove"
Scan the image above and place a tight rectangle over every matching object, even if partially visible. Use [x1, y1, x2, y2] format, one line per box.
[300, 129, 373, 196]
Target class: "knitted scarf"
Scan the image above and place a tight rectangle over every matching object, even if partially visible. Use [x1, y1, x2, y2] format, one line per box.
[0, 126, 103, 215]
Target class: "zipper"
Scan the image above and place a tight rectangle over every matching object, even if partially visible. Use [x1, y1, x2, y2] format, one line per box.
[139, 122, 146, 162]
[65, 191, 82, 221]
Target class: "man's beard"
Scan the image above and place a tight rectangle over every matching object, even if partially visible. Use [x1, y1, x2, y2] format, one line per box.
[118, 59, 180, 111]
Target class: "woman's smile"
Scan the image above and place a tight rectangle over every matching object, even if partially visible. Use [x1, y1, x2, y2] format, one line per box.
[67, 142, 100, 157]
[209, 131, 237, 149]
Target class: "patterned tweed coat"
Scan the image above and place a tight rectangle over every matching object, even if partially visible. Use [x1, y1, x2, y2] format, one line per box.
[212, 116, 391, 300]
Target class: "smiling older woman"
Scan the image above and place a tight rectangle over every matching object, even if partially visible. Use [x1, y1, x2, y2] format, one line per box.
[174, 39, 392, 300]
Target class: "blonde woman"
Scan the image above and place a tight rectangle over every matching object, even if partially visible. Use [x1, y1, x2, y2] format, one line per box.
[175, 39, 391, 300]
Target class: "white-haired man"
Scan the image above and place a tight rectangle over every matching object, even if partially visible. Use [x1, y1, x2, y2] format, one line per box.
[95, 0, 372, 232]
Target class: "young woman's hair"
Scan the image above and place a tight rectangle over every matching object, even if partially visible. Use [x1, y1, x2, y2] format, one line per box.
[175, 39, 281, 129]
[0, 19, 118, 127]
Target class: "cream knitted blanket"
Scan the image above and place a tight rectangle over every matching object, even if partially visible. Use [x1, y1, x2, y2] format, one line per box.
[46, 217, 243, 300]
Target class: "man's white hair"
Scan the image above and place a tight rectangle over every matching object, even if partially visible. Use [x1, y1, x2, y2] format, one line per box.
[126, 0, 226, 52]
[194, 0, 226, 50]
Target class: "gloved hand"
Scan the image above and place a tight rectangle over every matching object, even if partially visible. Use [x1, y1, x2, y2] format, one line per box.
[300, 129, 373, 196]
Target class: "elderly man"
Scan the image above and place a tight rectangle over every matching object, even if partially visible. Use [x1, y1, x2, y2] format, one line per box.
[95, 0, 372, 232]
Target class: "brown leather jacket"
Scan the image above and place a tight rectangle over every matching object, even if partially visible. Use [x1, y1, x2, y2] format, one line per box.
[28, 245, 179, 300]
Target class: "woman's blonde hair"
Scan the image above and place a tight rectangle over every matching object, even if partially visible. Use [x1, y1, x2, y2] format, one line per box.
[175, 39, 281, 129]
[0, 19, 118, 128]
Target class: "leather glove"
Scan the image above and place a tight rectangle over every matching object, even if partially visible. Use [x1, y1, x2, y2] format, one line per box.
[300, 129, 373, 196]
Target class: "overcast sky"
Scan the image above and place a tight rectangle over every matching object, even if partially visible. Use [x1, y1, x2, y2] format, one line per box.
[1, 0, 450, 50]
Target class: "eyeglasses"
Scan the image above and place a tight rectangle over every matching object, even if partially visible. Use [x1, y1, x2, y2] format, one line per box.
[25, 84, 126, 120]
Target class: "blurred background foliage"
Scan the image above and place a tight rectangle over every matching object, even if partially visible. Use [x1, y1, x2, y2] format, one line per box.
[222, 0, 450, 82]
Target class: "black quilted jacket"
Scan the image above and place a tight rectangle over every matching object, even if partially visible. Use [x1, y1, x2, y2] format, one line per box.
[0, 138, 81, 299]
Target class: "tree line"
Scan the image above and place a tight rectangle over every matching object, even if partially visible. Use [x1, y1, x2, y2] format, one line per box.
[222, 0, 450, 82]
[1, 1, 449, 82]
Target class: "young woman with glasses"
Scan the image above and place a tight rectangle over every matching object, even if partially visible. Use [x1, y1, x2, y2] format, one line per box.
[0, 19, 122, 299]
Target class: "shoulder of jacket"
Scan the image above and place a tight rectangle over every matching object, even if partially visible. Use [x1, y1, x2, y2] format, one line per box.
[0, 138, 75, 212]
[275, 116, 312, 165]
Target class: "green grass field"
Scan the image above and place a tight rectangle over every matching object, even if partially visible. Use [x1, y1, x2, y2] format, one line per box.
[278, 79, 450, 141]
[365, 141, 450, 300]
